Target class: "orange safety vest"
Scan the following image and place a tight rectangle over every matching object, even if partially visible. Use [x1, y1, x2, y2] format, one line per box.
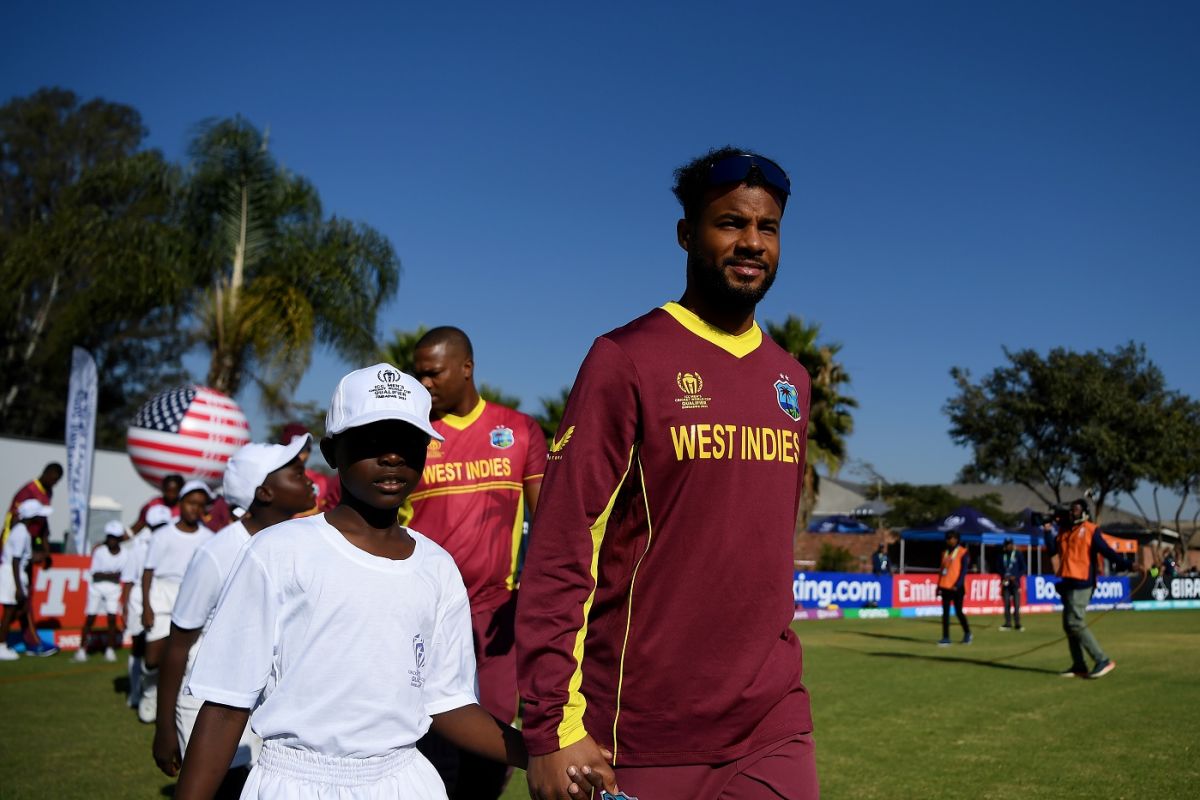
[938, 545, 967, 590]
[1056, 520, 1099, 582]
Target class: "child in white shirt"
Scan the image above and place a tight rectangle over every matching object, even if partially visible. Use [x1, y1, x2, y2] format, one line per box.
[177, 366, 606, 799]
[74, 520, 129, 662]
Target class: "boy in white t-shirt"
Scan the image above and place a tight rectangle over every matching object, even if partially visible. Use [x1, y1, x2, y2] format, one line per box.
[74, 520, 129, 662]
[177, 365, 608, 800]
[123, 504, 174, 707]
[152, 436, 316, 795]
[139, 480, 216, 724]
[0, 500, 59, 660]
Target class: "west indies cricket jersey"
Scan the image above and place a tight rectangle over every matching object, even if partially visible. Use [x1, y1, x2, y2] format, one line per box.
[403, 399, 546, 613]
[516, 303, 813, 766]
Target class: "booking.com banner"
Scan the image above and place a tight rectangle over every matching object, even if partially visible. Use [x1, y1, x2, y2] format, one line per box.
[793, 571, 891, 609]
[1026, 575, 1131, 606]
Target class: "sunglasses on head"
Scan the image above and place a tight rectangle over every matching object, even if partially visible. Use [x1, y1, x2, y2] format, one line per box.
[705, 153, 791, 197]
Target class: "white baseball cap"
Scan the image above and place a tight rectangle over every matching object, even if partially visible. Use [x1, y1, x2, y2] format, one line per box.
[325, 363, 443, 442]
[104, 520, 125, 537]
[17, 499, 52, 520]
[224, 435, 312, 515]
[179, 479, 216, 501]
[144, 505, 174, 528]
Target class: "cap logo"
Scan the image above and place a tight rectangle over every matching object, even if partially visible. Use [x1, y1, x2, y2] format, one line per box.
[377, 368, 401, 384]
[369, 370, 410, 401]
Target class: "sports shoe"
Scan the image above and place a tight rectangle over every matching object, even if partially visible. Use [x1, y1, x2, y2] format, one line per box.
[937, 637, 952, 646]
[0, 645, 19, 661]
[25, 642, 59, 657]
[998, 624, 1012, 631]
[104, 647, 116, 663]
[1088, 659, 1116, 679]
[962, 633, 973, 645]
[1016, 624, 1025, 631]
[1058, 665, 1088, 678]
[73, 649, 88, 663]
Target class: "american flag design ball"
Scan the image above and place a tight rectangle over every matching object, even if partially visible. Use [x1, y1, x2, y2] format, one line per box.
[126, 386, 250, 488]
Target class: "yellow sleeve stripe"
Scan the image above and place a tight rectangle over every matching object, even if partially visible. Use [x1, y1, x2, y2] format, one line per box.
[506, 487, 526, 593]
[556, 445, 637, 750]
[610, 453, 653, 765]
[407, 481, 523, 502]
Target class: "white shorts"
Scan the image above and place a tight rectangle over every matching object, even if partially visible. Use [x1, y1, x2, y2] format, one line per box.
[86, 581, 122, 616]
[146, 579, 181, 642]
[0, 566, 29, 606]
[125, 585, 144, 637]
[242, 741, 447, 799]
[179, 643, 260, 769]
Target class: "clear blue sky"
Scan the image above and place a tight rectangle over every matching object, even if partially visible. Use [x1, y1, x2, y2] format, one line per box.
[6, 1, 1198, 516]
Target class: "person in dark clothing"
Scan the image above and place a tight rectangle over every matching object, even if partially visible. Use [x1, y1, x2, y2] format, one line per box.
[871, 542, 892, 575]
[937, 529, 971, 646]
[996, 538, 1026, 631]
[1042, 499, 1135, 679]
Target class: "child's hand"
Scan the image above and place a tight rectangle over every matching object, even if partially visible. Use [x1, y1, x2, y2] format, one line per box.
[142, 608, 154, 629]
[566, 747, 615, 798]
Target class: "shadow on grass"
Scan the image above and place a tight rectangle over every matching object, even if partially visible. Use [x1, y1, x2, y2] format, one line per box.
[113, 675, 130, 695]
[840, 630, 931, 644]
[862, 649, 1060, 675]
[161, 784, 175, 797]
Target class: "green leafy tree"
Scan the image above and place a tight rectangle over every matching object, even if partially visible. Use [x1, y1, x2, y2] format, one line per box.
[945, 343, 1172, 522]
[534, 386, 573, 448]
[872, 483, 1017, 530]
[1138, 395, 1200, 556]
[765, 315, 857, 532]
[377, 326, 519, 408]
[478, 385, 521, 410]
[0, 88, 195, 446]
[185, 118, 400, 409]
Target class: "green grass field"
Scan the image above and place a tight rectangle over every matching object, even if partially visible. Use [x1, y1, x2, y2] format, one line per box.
[2, 611, 1197, 799]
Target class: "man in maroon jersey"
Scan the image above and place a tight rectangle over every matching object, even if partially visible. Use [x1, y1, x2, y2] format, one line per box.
[407, 326, 547, 799]
[5, 463, 61, 554]
[517, 147, 817, 799]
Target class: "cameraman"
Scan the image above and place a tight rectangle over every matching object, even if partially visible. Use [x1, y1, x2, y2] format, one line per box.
[1042, 498, 1134, 679]
[995, 538, 1025, 631]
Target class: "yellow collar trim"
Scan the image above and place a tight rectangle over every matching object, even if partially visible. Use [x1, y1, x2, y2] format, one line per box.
[440, 396, 486, 431]
[660, 302, 762, 358]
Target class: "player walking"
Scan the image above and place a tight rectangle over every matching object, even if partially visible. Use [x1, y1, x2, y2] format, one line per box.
[516, 148, 818, 799]
[407, 326, 547, 799]
[74, 520, 129, 661]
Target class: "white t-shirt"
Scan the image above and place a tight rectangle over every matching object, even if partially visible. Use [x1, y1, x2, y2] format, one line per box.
[187, 515, 477, 758]
[144, 523, 214, 583]
[3, 523, 33, 575]
[121, 531, 152, 584]
[172, 521, 251, 632]
[89, 544, 128, 579]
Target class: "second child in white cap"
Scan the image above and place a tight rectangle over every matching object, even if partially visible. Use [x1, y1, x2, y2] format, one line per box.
[0, 500, 58, 660]
[122, 504, 174, 709]
[138, 480, 216, 724]
[73, 520, 130, 663]
[177, 365, 607, 800]
[151, 436, 315, 796]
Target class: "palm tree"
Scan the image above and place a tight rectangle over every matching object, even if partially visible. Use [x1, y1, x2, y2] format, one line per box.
[766, 315, 857, 540]
[187, 118, 400, 409]
[378, 326, 520, 408]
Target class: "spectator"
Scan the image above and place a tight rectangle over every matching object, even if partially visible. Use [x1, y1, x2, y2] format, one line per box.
[995, 538, 1025, 631]
[871, 542, 892, 575]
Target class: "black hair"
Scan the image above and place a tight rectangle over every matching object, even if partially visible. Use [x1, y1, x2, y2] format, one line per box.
[672, 145, 779, 222]
[43, 462, 64, 477]
[416, 326, 474, 360]
[162, 474, 184, 489]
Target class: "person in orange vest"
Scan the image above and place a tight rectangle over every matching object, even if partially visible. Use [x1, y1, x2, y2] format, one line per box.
[937, 529, 972, 646]
[1041, 498, 1134, 679]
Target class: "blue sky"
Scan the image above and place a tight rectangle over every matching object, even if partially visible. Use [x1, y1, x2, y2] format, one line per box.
[6, 1, 1198, 515]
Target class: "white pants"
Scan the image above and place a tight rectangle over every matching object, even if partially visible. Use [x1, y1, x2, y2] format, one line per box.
[242, 741, 447, 799]
[146, 579, 180, 642]
[86, 581, 122, 615]
[125, 584, 145, 636]
[0, 566, 28, 605]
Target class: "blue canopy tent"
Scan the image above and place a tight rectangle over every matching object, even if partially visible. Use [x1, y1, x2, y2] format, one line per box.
[899, 506, 1038, 573]
[808, 514, 873, 534]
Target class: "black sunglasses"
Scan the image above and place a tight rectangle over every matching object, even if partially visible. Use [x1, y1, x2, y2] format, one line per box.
[706, 153, 791, 197]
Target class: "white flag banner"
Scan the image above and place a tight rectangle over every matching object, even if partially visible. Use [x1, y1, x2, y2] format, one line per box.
[66, 347, 98, 554]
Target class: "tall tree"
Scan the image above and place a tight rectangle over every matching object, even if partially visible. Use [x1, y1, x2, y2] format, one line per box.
[185, 118, 400, 409]
[946, 343, 1172, 522]
[377, 326, 520, 408]
[766, 316, 857, 532]
[0, 88, 195, 446]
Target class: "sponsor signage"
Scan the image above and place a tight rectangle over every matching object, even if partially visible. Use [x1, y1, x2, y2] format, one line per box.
[25, 555, 96, 630]
[793, 572, 890, 609]
[892, 574, 940, 607]
[1134, 574, 1200, 603]
[1026, 575, 1130, 605]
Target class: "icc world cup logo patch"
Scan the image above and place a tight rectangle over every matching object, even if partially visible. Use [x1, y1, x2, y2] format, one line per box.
[774, 375, 802, 422]
[674, 371, 710, 410]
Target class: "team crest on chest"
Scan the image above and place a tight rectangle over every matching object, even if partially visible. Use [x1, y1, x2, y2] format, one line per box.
[425, 438, 444, 459]
[489, 425, 515, 449]
[674, 371, 711, 410]
[774, 374, 802, 422]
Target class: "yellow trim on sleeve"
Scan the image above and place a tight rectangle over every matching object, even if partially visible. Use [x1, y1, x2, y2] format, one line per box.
[610, 454, 654, 765]
[660, 301, 762, 358]
[406, 481, 523, 502]
[506, 487, 526, 592]
[556, 445, 637, 749]
[439, 397, 487, 431]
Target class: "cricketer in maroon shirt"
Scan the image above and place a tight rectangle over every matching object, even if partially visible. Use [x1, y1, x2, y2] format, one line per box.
[517, 148, 816, 799]
[5, 463, 61, 552]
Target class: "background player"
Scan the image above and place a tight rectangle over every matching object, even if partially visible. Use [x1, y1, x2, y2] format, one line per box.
[4, 463, 61, 558]
[139, 481, 215, 723]
[408, 325, 548, 799]
[123, 504, 174, 707]
[74, 520, 128, 662]
[152, 437, 315, 796]
[176, 365, 562, 799]
[516, 147, 817, 799]
[131, 474, 184, 534]
[1, 500, 60, 658]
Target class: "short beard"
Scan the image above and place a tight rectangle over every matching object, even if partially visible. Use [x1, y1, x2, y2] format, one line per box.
[687, 253, 777, 312]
